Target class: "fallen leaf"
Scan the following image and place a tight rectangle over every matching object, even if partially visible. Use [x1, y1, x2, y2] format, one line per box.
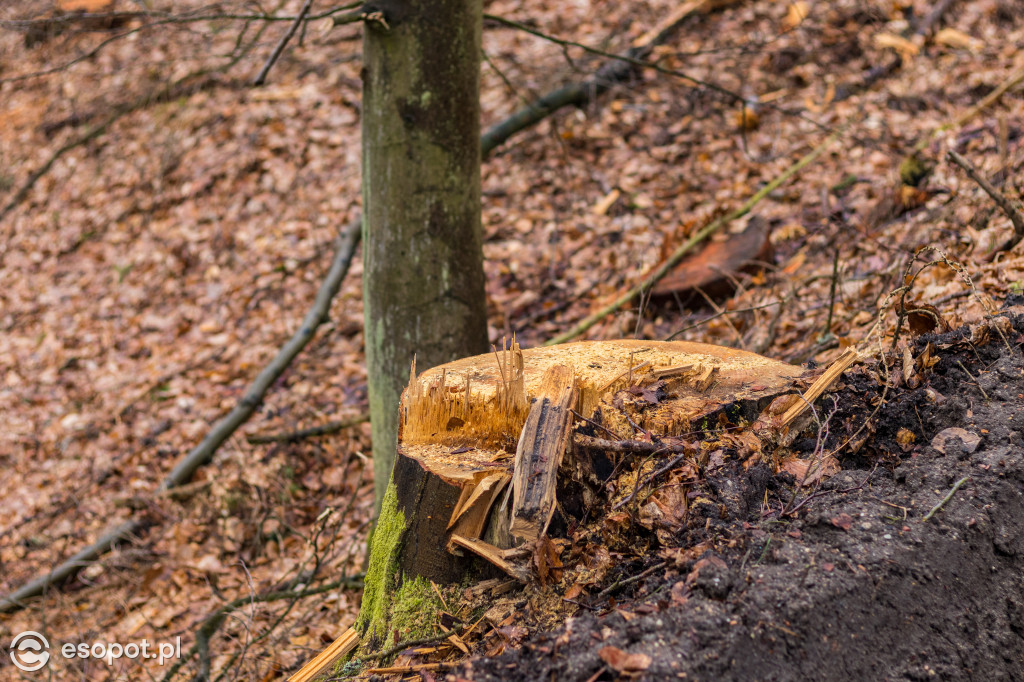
[670, 580, 690, 605]
[873, 32, 920, 59]
[592, 189, 621, 216]
[598, 646, 652, 673]
[830, 513, 853, 531]
[782, 1, 809, 30]
[931, 427, 981, 455]
[934, 27, 981, 51]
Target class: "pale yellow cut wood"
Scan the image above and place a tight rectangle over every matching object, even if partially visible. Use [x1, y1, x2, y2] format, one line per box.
[449, 534, 529, 581]
[781, 348, 860, 427]
[400, 339, 805, 485]
[287, 627, 359, 682]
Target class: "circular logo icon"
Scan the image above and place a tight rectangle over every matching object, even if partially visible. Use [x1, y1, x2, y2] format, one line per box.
[10, 631, 50, 672]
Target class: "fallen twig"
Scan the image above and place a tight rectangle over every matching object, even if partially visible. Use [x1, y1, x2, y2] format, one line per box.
[1, 38, 263, 225]
[947, 149, 1024, 250]
[0, 520, 145, 613]
[252, 0, 315, 86]
[597, 560, 667, 599]
[913, 61, 1024, 155]
[161, 219, 362, 488]
[546, 123, 848, 345]
[481, 1, 733, 157]
[159, 577, 363, 682]
[0, 220, 362, 614]
[360, 628, 466, 663]
[247, 412, 370, 444]
[923, 476, 969, 522]
[956, 360, 990, 401]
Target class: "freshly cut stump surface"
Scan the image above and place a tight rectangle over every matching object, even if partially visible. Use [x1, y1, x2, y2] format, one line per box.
[358, 339, 808, 649]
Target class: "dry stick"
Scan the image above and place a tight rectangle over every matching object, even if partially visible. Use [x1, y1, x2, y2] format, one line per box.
[922, 476, 969, 522]
[665, 300, 781, 341]
[0, 3, 361, 85]
[0, 121, 110, 223]
[956, 360, 990, 401]
[247, 411, 369, 444]
[481, 2, 714, 158]
[913, 62, 1024, 155]
[158, 578, 362, 682]
[252, 0, 315, 86]
[360, 628, 466, 663]
[0, 220, 362, 614]
[546, 124, 847, 345]
[947, 149, 1024, 249]
[0, 31, 266, 225]
[597, 560, 667, 599]
[575, 435, 685, 456]
[0, 520, 145, 613]
[162, 220, 361, 488]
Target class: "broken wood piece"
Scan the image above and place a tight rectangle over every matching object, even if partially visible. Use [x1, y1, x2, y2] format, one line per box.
[947, 149, 1024, 250]
[510, 364, 579, 542]
[287, 627, 359, 682]
[440, 623, 471, 654]
[447, 471, 510, 555]
[650, 363, 697, 380]
[575, 435, 687, 456]
[781, 348, 860, 427]
[449, 535, 529, 582]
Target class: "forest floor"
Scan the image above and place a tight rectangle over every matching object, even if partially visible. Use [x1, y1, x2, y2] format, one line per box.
[1, 0, 1023, 680]
[459, 311, 1024, 682]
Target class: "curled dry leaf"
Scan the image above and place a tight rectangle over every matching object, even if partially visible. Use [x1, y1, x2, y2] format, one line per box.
[780, 454, 840, 486]
[598, 645, 652, 673]
[931, 427, 981, 455]
[897, 427, 916, 452]
[830, 513, 854, 531]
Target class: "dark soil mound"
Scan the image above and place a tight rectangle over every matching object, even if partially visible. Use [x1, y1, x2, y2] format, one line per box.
[459, 312, 1024, 681]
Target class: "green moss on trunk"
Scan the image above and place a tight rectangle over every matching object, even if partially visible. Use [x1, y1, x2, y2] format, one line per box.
[356, 481, 405, 642]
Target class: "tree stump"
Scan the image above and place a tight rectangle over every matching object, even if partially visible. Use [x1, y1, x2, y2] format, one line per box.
[357, 339, 807, 648]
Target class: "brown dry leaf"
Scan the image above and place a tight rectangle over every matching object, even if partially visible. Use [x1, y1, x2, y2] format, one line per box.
[830, 513, 854, 531]
[592, 189, 621, 216]
[660, 540, 712, 568]
[782, 2, 809, 30]
[934, 28, 981, 51]
[670, 581, 690, 606]
[563, 583, 586, 600]
[931, 428, 981, 455]
[873, 32, 920, 59]
[906, 302, 949, 336]
[651, 216, 772, 301]
[598, 646, 652, 673]
[533, 536, 564, 586]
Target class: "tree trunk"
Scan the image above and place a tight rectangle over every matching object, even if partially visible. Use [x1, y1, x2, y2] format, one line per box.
[356, 339, 808, 650]
[361, 0, 489, 514]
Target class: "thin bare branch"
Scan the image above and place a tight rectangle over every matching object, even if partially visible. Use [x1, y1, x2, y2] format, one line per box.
[252, 0, 316, 86]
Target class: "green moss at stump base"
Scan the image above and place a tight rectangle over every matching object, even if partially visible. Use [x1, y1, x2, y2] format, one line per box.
[356, 481, 405, 643]
[389, 576, 445, 641]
